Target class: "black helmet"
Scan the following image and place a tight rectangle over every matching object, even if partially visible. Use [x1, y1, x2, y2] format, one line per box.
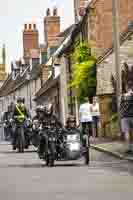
[66, 115, 76, 124]
[17, 96, 24, 103]
[35, 105, 44, 113]
[45, 103, 53, 115]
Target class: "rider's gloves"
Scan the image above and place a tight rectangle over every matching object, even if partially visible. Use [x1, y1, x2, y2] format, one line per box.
[9, 118, 13, 123]
[3, 123, 6, 127]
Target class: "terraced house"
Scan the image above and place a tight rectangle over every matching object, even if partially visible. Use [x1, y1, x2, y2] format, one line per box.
[0, 8, 65, 116]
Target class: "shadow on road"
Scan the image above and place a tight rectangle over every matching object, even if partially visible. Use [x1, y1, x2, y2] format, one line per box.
[0, 150, 37, 154]
[0, 162, 87, 168]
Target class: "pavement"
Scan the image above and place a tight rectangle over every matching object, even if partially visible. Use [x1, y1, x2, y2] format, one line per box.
[90, 137, 133, 162]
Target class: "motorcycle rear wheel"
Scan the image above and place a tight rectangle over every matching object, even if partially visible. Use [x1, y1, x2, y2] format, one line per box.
[17, 127, 25, 153]
[84, 147, 90, 165]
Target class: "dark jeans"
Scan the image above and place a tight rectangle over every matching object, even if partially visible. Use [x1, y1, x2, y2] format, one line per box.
[92, 116, 100, 137]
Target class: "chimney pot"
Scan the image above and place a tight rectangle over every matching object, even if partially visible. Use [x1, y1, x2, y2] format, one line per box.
[33, 24, 36, 29]
[46, 8, 50, 16]
[53, 7, 57, 16]
[29, 24, 32, 29]
[24, 24, 27, 30]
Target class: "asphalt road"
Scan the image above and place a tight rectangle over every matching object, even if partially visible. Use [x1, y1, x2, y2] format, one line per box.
[0, 145, 133, 200]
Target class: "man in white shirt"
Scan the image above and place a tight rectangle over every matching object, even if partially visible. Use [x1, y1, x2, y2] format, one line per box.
[79, 97, 93, 137]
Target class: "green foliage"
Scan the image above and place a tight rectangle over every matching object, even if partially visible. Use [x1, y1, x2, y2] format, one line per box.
[70, 41, 97, 103]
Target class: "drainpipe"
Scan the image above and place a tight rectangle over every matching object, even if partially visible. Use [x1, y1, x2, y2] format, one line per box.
[68, 56, 73, 115]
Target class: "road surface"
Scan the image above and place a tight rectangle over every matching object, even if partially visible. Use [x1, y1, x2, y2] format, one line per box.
[0, 145, 133, 200]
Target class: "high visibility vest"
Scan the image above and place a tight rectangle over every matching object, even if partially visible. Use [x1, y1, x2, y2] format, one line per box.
[15, 105, 25, 122]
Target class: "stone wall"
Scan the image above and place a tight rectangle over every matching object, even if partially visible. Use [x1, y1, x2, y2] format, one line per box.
[97, 34, 133, 96]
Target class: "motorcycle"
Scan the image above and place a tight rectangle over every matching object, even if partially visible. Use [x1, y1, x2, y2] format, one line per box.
[3, 120, 13, 141]
[38, 124, 57, 167]
[56, 128, 90, 165]
[13, 117, 31, 152]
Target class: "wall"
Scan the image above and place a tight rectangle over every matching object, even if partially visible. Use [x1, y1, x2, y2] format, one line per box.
[89, 0, 133, 53]
[97, 34, 133, 96]
[97, 31, 133, 138]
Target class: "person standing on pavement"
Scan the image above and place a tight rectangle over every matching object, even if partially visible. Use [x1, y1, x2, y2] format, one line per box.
[92, 96, 100, 138]
[120, 83, 133, 153]
[79, 97, 93, 139]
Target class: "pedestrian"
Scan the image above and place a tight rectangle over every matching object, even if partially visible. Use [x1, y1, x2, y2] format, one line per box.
[79, 97, 93, 139]
[92, 96, 100, 138]
[120, 82, 133, 153]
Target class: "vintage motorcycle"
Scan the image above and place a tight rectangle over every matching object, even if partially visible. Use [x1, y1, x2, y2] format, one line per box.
[13, 117, 31, 152]
[38, 124, 57, 167]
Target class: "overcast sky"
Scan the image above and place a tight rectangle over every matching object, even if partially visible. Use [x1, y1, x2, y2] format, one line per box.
[0, 0, 74, 70]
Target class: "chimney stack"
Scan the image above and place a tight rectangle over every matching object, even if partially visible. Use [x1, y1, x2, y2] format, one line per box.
[44, 8, 60, 47]
[23, 23, 39, 62]
[74, 0, 87, 23]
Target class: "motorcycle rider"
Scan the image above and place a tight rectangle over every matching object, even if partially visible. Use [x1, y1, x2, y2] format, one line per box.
[32, 105, 45, 147]
[65, 115, 80, 135]
[38, 103, 62, 159]
[11, 96, 31, 150]
[65, 115, 78, 130]
[3, 105, 12, 141]
[33, 105, 45, 122]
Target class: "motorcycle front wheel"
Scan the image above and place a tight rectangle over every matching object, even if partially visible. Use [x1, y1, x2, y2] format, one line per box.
[46, 142, 55, 167]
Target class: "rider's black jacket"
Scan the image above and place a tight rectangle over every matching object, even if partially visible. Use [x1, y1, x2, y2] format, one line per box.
[65, 127, 80, 133]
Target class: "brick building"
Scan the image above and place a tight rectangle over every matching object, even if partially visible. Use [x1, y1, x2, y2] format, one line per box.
[74, 0, 133, 53]
[23, 23, 39, 64]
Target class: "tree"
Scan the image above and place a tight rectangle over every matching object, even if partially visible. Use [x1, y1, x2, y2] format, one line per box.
[70, 41, 97, 103]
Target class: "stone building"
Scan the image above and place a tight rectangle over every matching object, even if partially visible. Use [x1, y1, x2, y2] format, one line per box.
[97, 25, 133, 137]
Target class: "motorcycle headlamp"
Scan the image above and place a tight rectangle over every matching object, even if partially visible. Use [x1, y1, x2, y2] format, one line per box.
[69, 143, 80, 151]
[67, 134, 80, 141]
